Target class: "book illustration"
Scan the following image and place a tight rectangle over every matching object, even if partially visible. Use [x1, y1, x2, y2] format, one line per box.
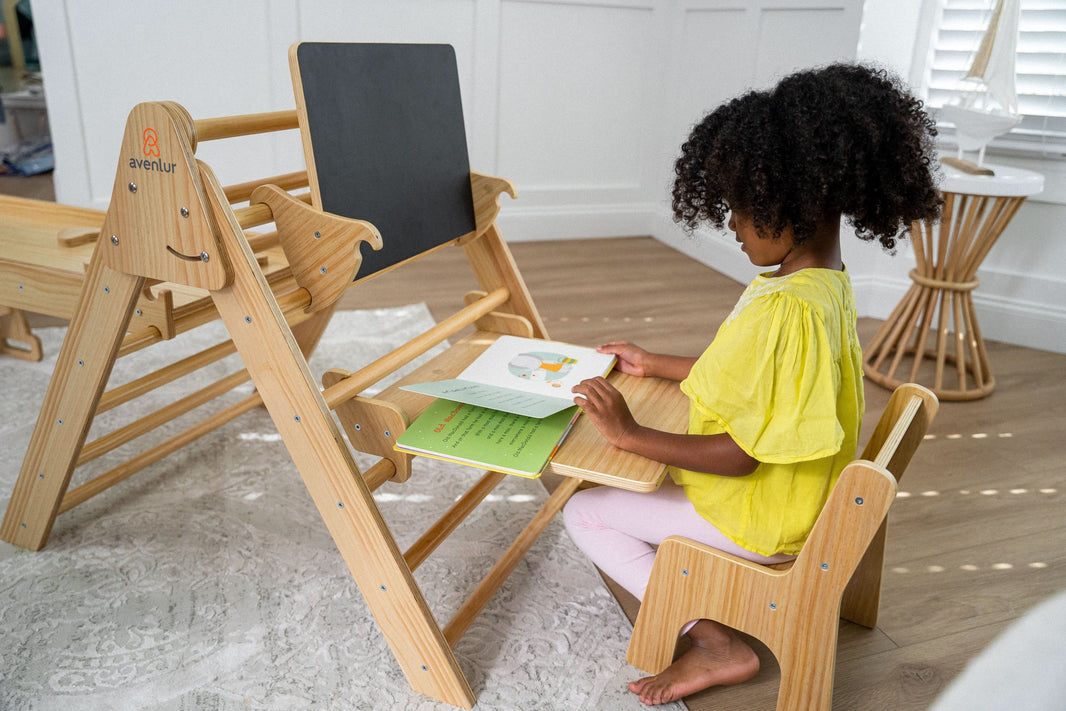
[395, 398, 579, 478]
[401, 335, 615, 418]
[508, 351, 577, 385]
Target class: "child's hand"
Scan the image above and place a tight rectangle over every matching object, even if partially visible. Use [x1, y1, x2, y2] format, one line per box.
[573, 376, 638, 448]
[597, 342, 652, 377]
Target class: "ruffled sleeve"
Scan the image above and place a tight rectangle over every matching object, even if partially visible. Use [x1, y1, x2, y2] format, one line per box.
[681, 288, 844, 463]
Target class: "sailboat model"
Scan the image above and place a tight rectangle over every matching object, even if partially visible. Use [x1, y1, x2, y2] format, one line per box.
[939, 0, 1022, 166]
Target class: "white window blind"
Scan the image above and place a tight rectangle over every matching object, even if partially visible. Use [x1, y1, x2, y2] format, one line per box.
[926, 0, 1066, 158]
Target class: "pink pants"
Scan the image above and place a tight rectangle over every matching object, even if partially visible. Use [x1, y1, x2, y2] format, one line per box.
[562, 477, 794, 603]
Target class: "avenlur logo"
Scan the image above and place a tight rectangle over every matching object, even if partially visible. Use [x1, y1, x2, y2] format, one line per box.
[128, 126, 177, 173]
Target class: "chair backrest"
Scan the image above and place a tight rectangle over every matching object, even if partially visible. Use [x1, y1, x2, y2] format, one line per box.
[791, 384, 939, 589]
[860, 383, 939, 483]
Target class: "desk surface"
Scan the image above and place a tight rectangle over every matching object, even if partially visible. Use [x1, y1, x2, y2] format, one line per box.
[547, 371, 687, 491]
[384, 330, 688, 493]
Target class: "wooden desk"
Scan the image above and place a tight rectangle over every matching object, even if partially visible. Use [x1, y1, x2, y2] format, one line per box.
[548, 370, 687, 490]
[863, 162, 1043, 401]
[376, 329, 688, 491]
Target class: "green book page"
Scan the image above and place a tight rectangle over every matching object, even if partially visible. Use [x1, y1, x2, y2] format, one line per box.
[395, 399, 579, 478]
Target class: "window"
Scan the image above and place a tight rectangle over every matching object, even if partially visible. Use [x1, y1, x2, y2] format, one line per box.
[925, 0, 1066, 158]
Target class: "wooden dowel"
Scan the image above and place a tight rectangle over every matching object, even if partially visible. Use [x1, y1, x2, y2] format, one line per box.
[323, 287, 511, 408]
[193, 110, 299, 142]
[116, 289, 311, 358]
[362, 459, 397, 492]
[223, 171, 309, 203]
[885, 287, 927, 381]
[907, 286, 938, 382]
[405, 471, 507, 572]
[952, 291, 967, 391]
[118, 327, 164, 358]
[961, 196, 1024, 281]
[99, 339, 238, 413]
[962, 295, 985, 390]
[968, 296, 992, 385]
[910, 221, 928, 276]
[234, 193, 314, 230]
[77, 369, 252, 466]
[870, 286, 921, 372]
[59, 392, 263, 513]
[275, 288, 313, 314]
[442, 477, 581, 647]
[923, 218, 936, 274]
[947, 196, 987, 282]
[934, 288, 951, 391]
[246, 230, 281, 253]
[935, 193, 955, 280]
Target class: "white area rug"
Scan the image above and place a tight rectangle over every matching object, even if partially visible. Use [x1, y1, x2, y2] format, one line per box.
[0, 306, 683, 711]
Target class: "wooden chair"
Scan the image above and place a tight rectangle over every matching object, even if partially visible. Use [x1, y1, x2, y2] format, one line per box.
[626, 383, 939, 710]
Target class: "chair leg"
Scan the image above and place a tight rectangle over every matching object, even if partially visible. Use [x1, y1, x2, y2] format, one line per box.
[627, 538, 706, 673]
[774, 612, 839, 711]
[627, 583, 687, 674]
[840, 522, 887, 628]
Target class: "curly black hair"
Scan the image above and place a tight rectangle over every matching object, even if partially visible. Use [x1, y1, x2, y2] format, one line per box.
[672, 63, 942, 251]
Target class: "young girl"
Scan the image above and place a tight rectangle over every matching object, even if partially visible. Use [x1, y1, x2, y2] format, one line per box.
[563, 63, 942, 706]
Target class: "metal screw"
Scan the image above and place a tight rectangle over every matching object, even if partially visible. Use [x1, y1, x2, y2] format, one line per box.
[110, 235, 119, 245]
[180, 206, 190, 218]
[77, 360, 84, 366]
[38, 473, 44, 479]
[199, 252, 210, 263]
[855, 497, 864, 505]
[244, 316, 252, 323]
[380, 584, 387, 591]
[682, 569, 689, 576]
[136, 309, 142, 316]
[314, 231, 321, 239]
[320, 266, 327, 274]
[57, 419, 63, 425]
[769, 602, 778, 610]
[821, 562, 829, 571]
[128, 182, 137, 193]
[383, 430, 391, 438]
[354, 424, 362, 431]
[421, 665, 429, 672]
[337, 502, 344, 509]
[103, 286, 110, 294]
[294, 415, 301, 423]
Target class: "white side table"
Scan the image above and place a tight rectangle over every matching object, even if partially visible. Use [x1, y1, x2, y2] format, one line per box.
[863, 162, 1044, 401]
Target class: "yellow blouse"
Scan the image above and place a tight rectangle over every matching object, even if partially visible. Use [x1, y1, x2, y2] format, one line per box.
[669, 268, 864, 556]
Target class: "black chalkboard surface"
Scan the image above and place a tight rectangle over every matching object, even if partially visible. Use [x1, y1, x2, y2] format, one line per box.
[292, 43, 477, 279]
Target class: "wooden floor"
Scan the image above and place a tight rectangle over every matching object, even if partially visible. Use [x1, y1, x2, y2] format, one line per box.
[340, 236, 1066, 710]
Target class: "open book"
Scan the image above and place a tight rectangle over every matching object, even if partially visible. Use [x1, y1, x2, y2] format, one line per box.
[395, 336, 615, 477]
[394, 399, 579, 478]
[400, 335, 615, 418]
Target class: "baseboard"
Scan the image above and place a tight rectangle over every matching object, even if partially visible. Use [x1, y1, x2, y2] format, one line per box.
[496, 202, 658, 242]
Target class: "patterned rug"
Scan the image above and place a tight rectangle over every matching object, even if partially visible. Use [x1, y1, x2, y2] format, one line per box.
[0, 305, 682, 711]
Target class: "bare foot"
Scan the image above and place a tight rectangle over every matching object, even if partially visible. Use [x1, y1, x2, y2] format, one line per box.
[628, 619, 759, 706]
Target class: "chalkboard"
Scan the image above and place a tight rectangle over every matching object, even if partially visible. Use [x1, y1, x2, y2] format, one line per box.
[293, 43, 477, 279]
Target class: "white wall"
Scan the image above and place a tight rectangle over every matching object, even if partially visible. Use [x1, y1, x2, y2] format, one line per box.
[30, 0, 1065, 353]
[852, 0, 1066, 355]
